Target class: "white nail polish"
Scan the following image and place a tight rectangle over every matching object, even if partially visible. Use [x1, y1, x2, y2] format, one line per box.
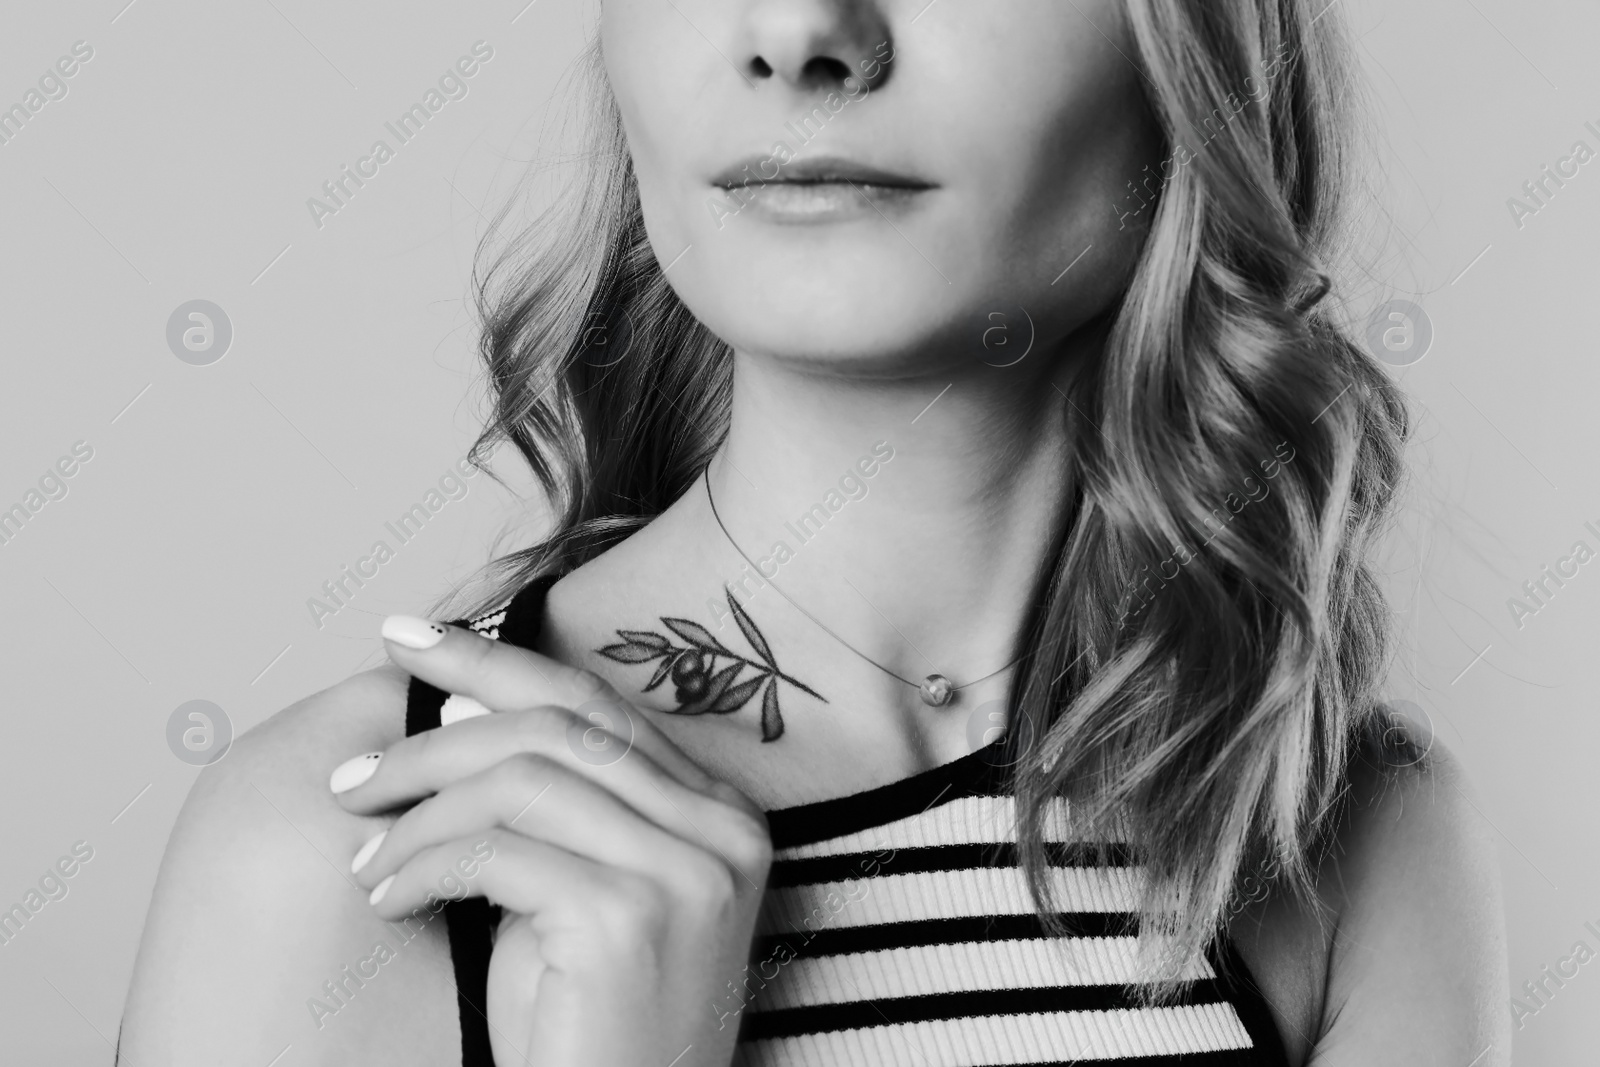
[329, 752, 382, 794]
[369, 874, 396, 906]
[382, 615, 448, 650]
[351, 830, 387, 874]
[440, 694, 493, 726]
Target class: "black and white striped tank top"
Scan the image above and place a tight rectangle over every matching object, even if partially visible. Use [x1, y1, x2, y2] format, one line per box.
[406, 575, 1291, 1066]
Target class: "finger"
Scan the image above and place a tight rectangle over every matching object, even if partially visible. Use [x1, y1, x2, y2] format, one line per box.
[335, 702, 691, 823]
[381, 615, 714, 788]
[367, 830, 637, 935]
[382, 615, 596, 708]
[351, 752, 724, 894]
[333, 710, 767, 878]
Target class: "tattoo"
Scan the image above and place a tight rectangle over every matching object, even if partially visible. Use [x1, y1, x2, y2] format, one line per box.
[596, 587, 825, 742]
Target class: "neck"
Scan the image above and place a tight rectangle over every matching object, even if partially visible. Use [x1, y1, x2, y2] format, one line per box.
[698, 327, 1094, 691]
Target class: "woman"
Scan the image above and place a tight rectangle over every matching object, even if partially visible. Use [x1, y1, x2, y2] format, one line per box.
[119, 1, 1508, 1064]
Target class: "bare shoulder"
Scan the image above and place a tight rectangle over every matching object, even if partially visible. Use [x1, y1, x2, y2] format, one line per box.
[1230, 726, 1510, 1066]
[1309, 732, 1510, 1064]
[119, 667, 461, 1067]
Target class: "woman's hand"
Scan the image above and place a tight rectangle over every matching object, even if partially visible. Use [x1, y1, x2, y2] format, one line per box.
[331, 616, 772, 1067]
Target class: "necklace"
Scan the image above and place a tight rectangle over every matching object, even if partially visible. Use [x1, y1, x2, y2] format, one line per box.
[702, 467, 1024, 707]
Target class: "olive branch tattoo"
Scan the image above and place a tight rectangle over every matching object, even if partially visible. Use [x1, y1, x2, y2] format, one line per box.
[595, 587, 824, 742]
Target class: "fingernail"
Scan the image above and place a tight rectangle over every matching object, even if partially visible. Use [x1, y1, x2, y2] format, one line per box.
[369, 874, 396, 906]
[440, 694, 493, 726]
[351, 830, 387, 874]
[382, 616, 448, 650]
[329, 752, 382, 794]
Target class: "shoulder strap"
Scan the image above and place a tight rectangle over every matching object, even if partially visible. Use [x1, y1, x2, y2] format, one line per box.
[1208, 935, 1294, 1065]
[401, 573, 561, 1066]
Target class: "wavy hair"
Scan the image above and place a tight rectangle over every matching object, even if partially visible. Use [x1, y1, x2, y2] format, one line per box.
[453, 0, 1410, 997]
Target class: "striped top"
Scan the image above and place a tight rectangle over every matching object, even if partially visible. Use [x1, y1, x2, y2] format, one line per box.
[406, 576, 1290, 1066]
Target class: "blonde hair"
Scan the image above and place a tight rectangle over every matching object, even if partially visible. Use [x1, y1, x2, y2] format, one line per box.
[458, 0, 1410, 999]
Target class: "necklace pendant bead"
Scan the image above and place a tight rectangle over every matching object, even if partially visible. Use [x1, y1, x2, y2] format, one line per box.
[920, 674, 953, 707]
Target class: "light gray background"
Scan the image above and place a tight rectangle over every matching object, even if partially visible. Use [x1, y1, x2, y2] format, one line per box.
[0, 1, 1595, 1063]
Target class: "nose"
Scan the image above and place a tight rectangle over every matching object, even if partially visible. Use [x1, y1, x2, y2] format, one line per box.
[740, 0, 894, 92]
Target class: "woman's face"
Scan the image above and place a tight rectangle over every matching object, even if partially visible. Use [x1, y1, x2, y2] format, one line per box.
[602, 0, 1162, 374]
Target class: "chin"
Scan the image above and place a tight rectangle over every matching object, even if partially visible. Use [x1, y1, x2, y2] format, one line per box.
[655, 223, 993, 371]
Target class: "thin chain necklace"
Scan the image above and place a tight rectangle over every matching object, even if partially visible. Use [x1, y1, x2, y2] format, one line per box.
[702, 467, 1024, 707]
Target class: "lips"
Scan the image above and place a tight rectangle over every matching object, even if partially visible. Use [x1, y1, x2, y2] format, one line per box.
[706, 152, 936, 225]
[710, 153, 934, 192]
